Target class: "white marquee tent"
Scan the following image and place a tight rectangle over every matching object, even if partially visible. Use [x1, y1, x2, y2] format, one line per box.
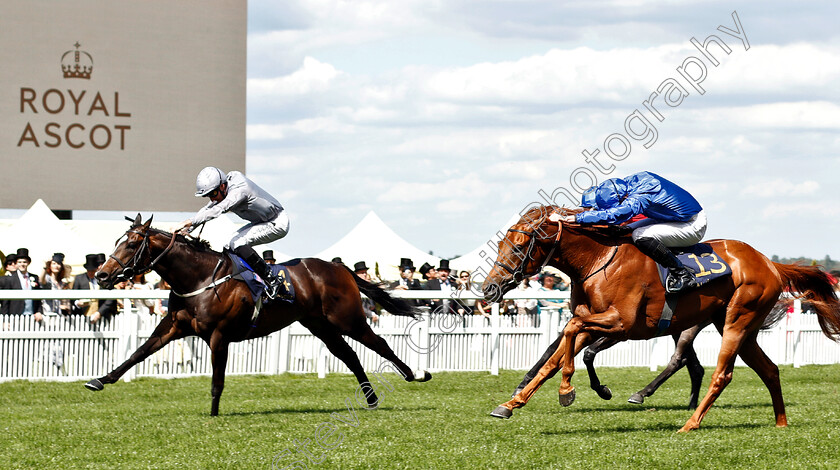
[0, 199, 99, 270]
[314, 211, 441, 281]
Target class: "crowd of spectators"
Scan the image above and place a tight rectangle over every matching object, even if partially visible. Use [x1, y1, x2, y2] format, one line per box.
[0, 247, 170, 324]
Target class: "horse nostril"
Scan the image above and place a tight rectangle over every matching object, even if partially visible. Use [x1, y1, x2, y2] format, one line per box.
[95, 271, 108, 282]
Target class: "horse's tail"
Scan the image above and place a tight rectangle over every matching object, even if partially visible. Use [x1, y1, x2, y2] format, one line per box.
[345, 267, 420, 318]
[773, 262, 840, 340]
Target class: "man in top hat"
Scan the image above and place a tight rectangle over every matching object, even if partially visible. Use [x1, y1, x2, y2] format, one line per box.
[353, 261, 379, 322]
[392, 257, 421, 289]
[331, 257, 344, 265]
[418, 262, 437, 288]
[0, 248, 42, 318]
[71, 253, 118, 322]
[424, 259, 458, 314]
[263, 250, 276, 265]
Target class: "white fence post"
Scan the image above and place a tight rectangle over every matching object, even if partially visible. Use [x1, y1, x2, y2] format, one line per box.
[121, 297, 139, 382]
[317, 342, 328, 378]
[793, 299, 802, 368]
[490, 303, 500, 375]
[276, 328, 290, 374]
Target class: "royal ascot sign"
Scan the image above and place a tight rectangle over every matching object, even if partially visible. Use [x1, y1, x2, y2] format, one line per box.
[0, 0, 246, 212]
[17, 43, 132, 151]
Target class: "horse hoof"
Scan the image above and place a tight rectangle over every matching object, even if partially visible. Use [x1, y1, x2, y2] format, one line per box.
[558, 389, 576, 407]
[490, 406, 513, 419]
[414, 370, 432, 382]
[85, 378, 104, 391]
[628, 393, 645, 404]
[595, 385, 613, 400]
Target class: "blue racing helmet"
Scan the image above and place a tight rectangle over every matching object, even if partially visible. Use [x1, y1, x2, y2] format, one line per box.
[594, 178, 628, 209]
[580, 186, 597, 208]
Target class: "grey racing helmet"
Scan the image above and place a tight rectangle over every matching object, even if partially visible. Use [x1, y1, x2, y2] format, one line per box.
[195, 167, 226, 197]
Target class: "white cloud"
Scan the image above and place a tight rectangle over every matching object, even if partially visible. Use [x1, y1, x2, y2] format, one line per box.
[742, 179, 821, 198]
[249, 57, 340, 98]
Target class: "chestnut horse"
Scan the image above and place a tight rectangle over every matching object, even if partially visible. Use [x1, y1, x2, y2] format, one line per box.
[88, 215, 431, 416]
[483, 205, 840, 432]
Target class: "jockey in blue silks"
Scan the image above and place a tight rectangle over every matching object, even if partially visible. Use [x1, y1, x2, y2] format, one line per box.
[565, 171, 707, 294]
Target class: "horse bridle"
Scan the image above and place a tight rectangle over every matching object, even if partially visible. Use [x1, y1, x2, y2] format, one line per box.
[109, 228, 177, 280]
[494, 224, 561, 282]
[494, 219, 619, 284]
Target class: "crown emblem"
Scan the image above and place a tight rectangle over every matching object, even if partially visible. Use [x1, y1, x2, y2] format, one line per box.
[61, 42, 93, 79]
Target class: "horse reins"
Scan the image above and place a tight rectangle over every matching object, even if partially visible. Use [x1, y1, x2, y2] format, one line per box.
[494, 217, 618, 284]
[494, 221, 563, 282]
[109, 228, 178, 280]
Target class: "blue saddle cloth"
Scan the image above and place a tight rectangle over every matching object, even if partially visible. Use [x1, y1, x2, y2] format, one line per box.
[227, 253, 297, 303]
[656, 243, 732, 289]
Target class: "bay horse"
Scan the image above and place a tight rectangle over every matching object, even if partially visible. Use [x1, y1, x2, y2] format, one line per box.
[87, 215, 431, 416]
[483, 205, 840, 432]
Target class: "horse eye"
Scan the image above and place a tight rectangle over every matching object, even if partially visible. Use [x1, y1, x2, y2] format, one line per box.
[126, 242, 139, 249]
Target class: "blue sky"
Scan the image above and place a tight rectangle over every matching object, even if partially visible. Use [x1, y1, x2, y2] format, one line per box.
[241, 0, 840, 260]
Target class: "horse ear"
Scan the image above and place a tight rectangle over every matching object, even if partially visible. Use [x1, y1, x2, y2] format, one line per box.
[142, 215, 154, 229]
[133, 213, 142, 226]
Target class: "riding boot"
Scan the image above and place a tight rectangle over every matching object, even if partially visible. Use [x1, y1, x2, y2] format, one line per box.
[234, 245, 288, 300]
[633, 237, 697, 294]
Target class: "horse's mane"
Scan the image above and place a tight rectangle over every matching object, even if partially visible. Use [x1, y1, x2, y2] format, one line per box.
[146, 227, 216, 253]
[518, 205, 633, 242]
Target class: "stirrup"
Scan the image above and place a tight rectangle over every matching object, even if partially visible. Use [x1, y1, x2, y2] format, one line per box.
[263, 277, 280, 300]
[264, 276, 291, 300]
[666, 269, 697, 294]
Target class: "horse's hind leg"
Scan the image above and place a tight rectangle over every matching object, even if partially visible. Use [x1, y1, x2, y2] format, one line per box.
[343, 318, 430, 383]
[85, 313, 187, 391]
[737, 333, 787, 427]
[679, 324, 747, 432]
[628, 324, 704, 408]
[303, 321, 381, 409]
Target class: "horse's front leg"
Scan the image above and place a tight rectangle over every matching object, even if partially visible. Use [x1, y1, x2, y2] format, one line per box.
[490, 335, 568, 418]
[558, 308, 622, 406]
[209, 331, 230, 417]
[85, 312, 188, 391]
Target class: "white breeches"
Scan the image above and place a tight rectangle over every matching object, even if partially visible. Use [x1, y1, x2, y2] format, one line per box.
[226, 211, 290, 250]
[630, 210, 707, 248]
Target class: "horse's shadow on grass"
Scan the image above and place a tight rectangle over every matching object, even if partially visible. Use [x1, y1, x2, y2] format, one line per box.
[562, 401, 777, 413]
[224, 405, 436, 417]
[539, 421, 765, 435]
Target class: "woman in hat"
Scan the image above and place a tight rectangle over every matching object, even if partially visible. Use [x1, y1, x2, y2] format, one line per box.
[40, 253, 71, 315]
[175, 167, 290, 300]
